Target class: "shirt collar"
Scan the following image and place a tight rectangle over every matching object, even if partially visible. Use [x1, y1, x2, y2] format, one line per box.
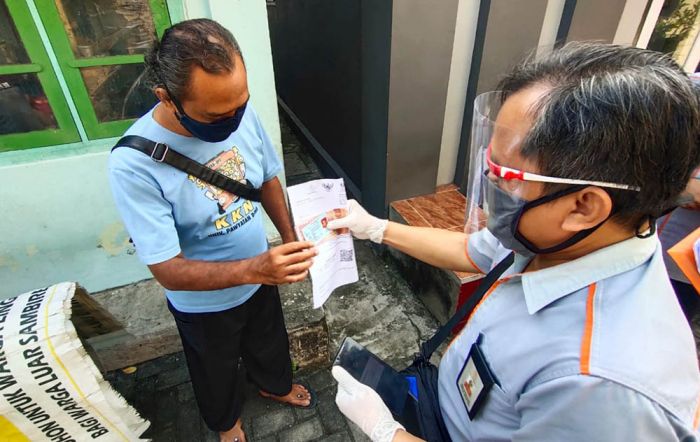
[519, 235, 659, 315]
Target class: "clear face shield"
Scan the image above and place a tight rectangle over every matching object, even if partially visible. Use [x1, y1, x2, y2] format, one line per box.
[463, 91, 641, 255]
[464, 91, 527, 234]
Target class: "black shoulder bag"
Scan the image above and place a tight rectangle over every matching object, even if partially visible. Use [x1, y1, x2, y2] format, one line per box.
[398, 252, 513, 441]
[111, 135, 262, 202]
[334, 252, 514, 442]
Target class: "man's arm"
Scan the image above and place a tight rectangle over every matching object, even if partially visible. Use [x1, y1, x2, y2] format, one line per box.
[261, 176, 297, 243]
[382, 222, 476, 273]
[327, 200, 481, 273]
[109, 166, 315, 291]
[148, 241, 316, 291]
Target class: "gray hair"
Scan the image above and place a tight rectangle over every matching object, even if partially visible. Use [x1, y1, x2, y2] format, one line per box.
[499, 42, 700, 226]
[144, 18, 243, 101]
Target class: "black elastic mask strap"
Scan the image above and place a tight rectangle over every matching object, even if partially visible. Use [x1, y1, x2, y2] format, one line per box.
[167, 92, 188, 121]
[511, 185, 615, 254]
[635, 215, 657, 239]
[156, 71, 188, 119]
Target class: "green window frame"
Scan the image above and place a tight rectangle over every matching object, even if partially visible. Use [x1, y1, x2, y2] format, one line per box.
[0, 0, 80, 152]
[35, 0, 171, 140]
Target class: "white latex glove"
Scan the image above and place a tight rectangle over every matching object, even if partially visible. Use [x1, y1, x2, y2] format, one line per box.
[332, 366, 404, 442]
[326, 199, 388, 243]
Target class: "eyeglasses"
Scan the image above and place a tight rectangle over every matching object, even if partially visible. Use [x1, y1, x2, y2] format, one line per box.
[485, 144, 641, 191]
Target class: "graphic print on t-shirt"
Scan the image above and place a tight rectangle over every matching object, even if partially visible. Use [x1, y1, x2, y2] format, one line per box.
[188, 147, 249, 213]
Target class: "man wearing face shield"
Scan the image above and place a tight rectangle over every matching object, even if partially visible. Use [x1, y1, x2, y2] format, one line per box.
[328, 42, 700, 441]
[108, 19, 317, 442]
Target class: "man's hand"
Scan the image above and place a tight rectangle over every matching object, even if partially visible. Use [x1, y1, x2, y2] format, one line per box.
[326, 200, 480, 273]
[248, 241, 317, 285]
[326, 199, 388, 243]
[332, 366, 405, 442]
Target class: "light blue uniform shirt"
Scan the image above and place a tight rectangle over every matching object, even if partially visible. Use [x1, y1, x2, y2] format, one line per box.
[438, 229, 700, 441]
[108, 104, 282, 313]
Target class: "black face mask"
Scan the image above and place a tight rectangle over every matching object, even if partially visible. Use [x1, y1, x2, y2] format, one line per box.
[510, 185, 615, 254]
[170, 95, 248, 143]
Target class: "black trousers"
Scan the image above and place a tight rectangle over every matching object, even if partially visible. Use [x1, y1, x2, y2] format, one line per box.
[168, 285, 293, 432]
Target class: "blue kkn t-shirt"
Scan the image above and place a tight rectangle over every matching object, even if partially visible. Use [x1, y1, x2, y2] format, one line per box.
[108, 104, 282, 313]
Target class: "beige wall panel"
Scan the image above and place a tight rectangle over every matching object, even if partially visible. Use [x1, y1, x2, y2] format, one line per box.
[567, 0, 627, 43]
[385, 0, 460, 203]
[476, 0, 549, 94]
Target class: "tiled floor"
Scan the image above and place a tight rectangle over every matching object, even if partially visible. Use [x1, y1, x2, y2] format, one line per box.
[105, 355, 361, 442]
[390, 185, 480, 281]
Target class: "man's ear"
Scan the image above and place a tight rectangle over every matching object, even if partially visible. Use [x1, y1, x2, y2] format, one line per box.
[154, 87, 175, 111]
[561, 187, 613, 232]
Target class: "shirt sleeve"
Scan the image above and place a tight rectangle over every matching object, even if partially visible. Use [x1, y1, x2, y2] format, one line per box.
[108, 167, 181, 265]
[466, 229, 503, 273]
[251, 108, 283, 182]
[513, 375, 691, 441]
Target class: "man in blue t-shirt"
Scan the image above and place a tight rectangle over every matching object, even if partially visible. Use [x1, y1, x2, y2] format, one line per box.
[108, 19, 316, 442]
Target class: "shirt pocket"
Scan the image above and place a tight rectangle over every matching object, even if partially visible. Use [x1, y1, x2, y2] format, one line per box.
[475, 381, 520, 437]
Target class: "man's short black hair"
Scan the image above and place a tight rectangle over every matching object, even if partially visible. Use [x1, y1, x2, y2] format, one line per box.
[498, 42, 700, 228]
[144, 18, 242, 101]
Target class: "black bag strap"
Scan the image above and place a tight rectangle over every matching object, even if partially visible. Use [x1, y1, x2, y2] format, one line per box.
[421, 252, 514, 358]
[112, 135, 262, 203]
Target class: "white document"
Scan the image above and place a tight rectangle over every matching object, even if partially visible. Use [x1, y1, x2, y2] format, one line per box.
[287, 178, 359, 308]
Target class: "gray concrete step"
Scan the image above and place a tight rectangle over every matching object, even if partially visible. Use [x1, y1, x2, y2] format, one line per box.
[387, 202, 482, 325]
[323, 240, 439, 369]
[89, 277, 329, 373]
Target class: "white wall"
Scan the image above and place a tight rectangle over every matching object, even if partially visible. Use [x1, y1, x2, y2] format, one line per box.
[537, 0, 566, 54]
[436, 0, 480, 186]
[614, 0, 649, 46]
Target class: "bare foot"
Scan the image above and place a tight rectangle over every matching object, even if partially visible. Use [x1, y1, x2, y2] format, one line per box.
[220, 419, 246, 442]
[260, 384, 312, 407]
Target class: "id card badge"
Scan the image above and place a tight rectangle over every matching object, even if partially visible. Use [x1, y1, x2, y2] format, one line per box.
[301, 214, 332, 243]
[456, 334, 497, 420]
